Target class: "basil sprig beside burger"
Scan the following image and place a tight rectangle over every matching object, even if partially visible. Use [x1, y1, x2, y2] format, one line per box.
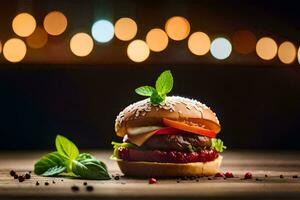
[112, 70, 226, 177]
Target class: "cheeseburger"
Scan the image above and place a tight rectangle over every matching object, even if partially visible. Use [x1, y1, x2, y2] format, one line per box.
[112, 70, 226, 177]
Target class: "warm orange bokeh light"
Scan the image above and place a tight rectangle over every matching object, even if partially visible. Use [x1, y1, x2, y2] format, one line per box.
[70, 33, 94, 57]
[165, 16, 190, 41]
[298, 47, 300, 64]
[232, 30, 256, 54]
[25, 27, 48, 49]
[146, 28, 168, 52]
[3, 38, 27, 63]
[188, 32, 210, 56]
[278, 41, 296, 64]
[114, 17, 137, 41]
[12, 13, 36, 37]
[256, 37, 277, 60]
[0, 41, 2, 54]
[44, 11, 68, 36]
[127, 40, 150, 62]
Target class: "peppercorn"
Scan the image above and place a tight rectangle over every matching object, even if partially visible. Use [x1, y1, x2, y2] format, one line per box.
[18, 176, 25, 182]
[225, 172, 234, 178]
[280, 175, 284, 179]
[83, 182, 88, 186]
[10, 170, 16, 177]
[114, 176, 120, 180]
[149, 178, 157, 184]
[215, 172, 225, 177]
[71, 186, 79, 192]
[25, 173, 31, 179]
[13, 174, 19, 179]
[244, 172, 252, 179]
[45, 182, 49, 186]
[86, 185, 94, 191]
[35, 181, 40, 186]
[292, 175, 298, 178]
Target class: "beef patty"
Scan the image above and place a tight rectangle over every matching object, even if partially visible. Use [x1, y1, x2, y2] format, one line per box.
[141, 134, 212, 151]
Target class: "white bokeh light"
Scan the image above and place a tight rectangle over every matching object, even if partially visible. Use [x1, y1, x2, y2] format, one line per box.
[210, 37, 232, 60]
[91, 20, 114, 43]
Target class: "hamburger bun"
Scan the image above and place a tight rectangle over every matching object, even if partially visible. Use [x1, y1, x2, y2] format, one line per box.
[116, 155, 223, 177]
[115, 96, 220, 137]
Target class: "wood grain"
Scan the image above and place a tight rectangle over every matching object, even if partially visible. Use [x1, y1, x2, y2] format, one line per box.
[0, 150, 300, 200]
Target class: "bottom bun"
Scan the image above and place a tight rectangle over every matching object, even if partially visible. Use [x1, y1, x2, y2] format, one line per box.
[117, 155, 222, 177]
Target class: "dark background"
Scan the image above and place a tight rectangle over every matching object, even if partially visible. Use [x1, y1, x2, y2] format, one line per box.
[0, 0, 300, 150]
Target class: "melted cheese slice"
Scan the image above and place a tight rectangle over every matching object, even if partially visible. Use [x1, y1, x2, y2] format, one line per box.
[127, 131, 157, 146]
[127, 126, 162, 135]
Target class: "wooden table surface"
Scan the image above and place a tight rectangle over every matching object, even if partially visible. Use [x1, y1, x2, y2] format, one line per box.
[0, 150, 300, 200]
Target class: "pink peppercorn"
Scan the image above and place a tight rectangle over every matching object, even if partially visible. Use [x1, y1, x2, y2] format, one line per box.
[244, 172, 252, 179]
[149, 178, 157, 184]
[225, 172, 234, 178]
[215, 172, 225, 177]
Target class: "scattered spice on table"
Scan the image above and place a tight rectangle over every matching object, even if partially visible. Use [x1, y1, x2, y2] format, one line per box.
[225, 172, 234, 178]
[265, 174, 268, 178]
[149, 178, 157, 184]
[71, 186, 79, 192]
[208, 177, 212, 180]
[10, 170, 16, 176]
[18, 176, 25, 182]
[45, 182, 49, 186]
[280, 175, 284, 179]
[292, 175, 298, 178]
[25, 173, 31, 179]
[215, 172, 225, 177]
[14, 174, 19, 179]
[52, 180, 56, 184]
[35, 181, 40, 186]
[244, 172, 252, 179]
[114, 175, 120, 180]
[83, 182, 88, 186]
[86, 185, 94, 192]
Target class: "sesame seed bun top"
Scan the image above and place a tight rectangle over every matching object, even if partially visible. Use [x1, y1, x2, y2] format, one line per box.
[115, 96, 221, 137]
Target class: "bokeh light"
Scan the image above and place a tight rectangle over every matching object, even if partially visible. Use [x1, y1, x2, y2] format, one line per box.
[25, 27, 48, 49]
[0, 41, 2, 54]
[127, 40, 150, 62]
[278, 41, 296, 64]
[12, 13, 36, 37]
[146, 28, 168, 52]
[210, 37, 232, 60]
[3, 38, 27, 63]
[165, 16, 190, 41]
[188, 32, 211, 56]
[70, 33, 94, 57]
[298, 47, 300, 64]
[232, 30, 256, 54]
[115, 17, 137, 41]
[91, 20, 114, 43]
[256, 37, 277, 60]
[43, 11, 68, 36]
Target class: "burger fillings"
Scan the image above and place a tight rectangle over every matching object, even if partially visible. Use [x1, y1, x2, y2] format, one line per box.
[112, 70, 226, 177]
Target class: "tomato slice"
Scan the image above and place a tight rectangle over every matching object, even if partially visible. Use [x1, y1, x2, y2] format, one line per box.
[162, 118, 216, 138]
[154, 127, 181, 135]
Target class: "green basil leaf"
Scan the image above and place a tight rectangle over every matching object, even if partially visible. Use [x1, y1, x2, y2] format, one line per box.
[34, 152, 67, 176]
[150, 90, 165, 105]
[72, 159, 110, 180]
[155, 70, 173, 95]
[76, 153, 107, 170]
[55, 134, 79, 160]
[135, 86, 156, 96]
